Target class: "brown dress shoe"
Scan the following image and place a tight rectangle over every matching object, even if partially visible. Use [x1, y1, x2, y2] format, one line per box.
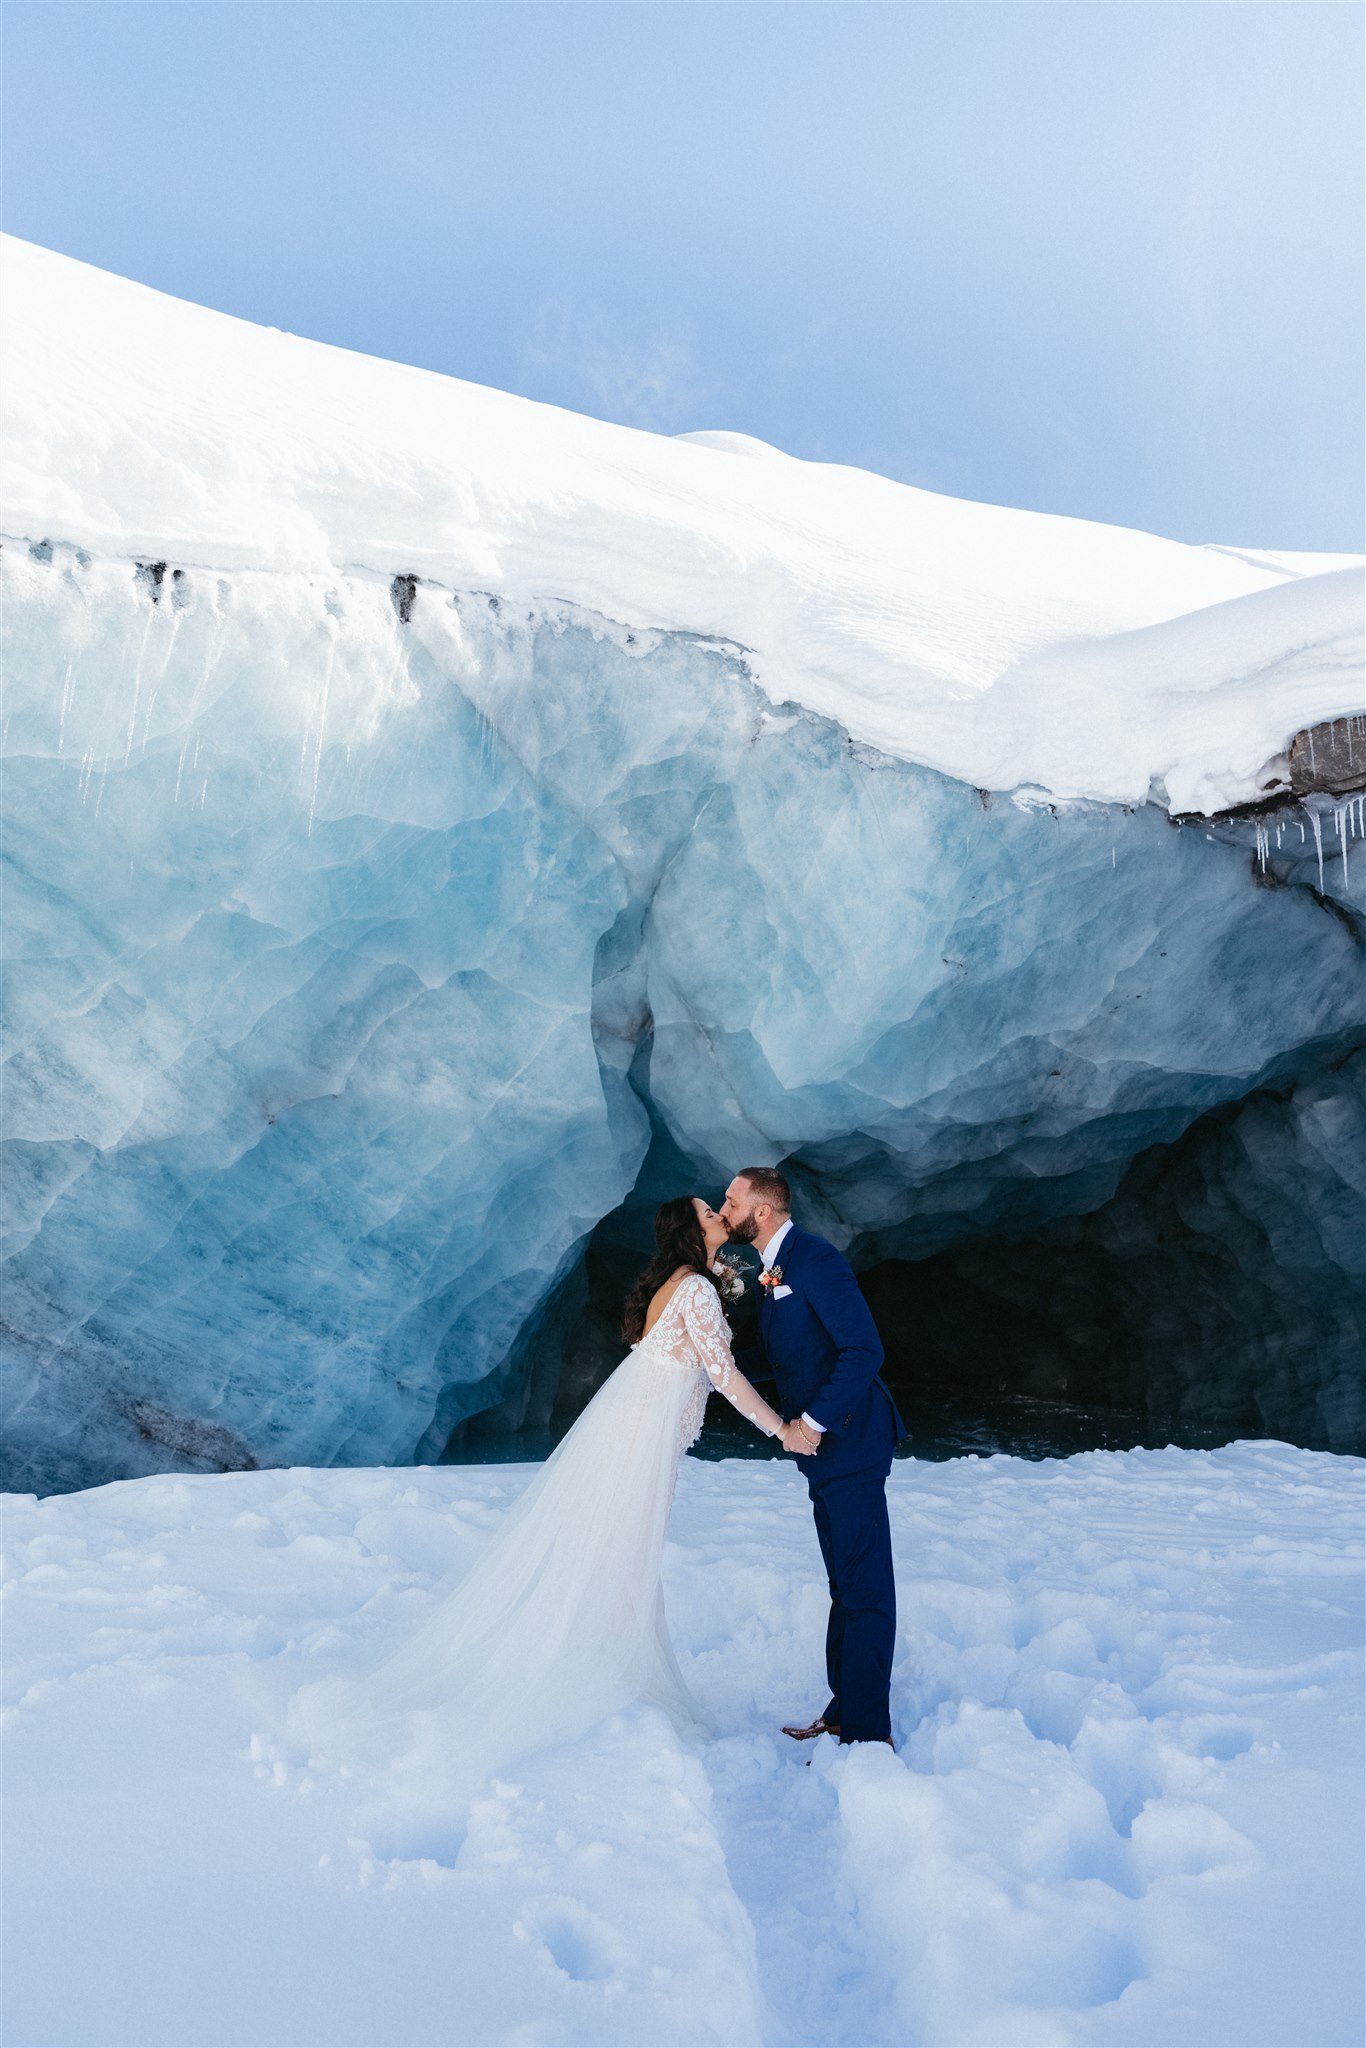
[781, 1714, 841, 1741]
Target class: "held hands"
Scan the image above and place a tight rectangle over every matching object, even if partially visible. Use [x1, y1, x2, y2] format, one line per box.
[779, 1417, 821, 1456]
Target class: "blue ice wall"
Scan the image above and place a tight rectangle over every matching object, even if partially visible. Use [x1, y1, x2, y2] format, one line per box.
[3, 543, 1363, 1489]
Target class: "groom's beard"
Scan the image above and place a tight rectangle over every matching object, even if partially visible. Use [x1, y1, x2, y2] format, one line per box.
[725, 1217, 759, 1244]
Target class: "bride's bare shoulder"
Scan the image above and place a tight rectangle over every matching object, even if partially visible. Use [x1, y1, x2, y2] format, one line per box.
[643, 1266, 701, 1336]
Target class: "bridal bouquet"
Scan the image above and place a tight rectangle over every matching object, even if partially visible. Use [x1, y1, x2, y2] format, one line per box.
[710, 1248, 748, 1304]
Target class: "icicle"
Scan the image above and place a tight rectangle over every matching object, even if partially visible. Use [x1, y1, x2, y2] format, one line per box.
[124, 612, 155, 765]
[1310, 808, 1325, 894]
[1334, 804, 1350, 889]
[307, 642, 336, 839]
[1253, 821, 1267, 873]
[57, 657, 74, 756]
[1298, 816, 1305, 843]
[1111, 846, 1116, 867]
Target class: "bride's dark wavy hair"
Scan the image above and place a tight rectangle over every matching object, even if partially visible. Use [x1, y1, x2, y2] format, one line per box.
[621, 1196, 720, 1346]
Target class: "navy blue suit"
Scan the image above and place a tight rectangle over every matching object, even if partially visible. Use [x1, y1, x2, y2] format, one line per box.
[755, 1224, 907, 1743]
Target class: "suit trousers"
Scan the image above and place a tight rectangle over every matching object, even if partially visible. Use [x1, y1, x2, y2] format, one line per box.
[809, 1463, 896, 1743]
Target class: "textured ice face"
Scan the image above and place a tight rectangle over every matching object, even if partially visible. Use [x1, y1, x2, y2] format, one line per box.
[2, 553, 660, 1487]
[3, 544, 1364, 1491]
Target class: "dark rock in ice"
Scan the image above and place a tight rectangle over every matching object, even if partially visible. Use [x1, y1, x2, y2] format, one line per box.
[129, 1399, 260, 1473]
[1290, 715, 1366, 799]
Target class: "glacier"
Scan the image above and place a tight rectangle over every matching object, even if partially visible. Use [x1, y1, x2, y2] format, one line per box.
[2, 237, 1364, 1493]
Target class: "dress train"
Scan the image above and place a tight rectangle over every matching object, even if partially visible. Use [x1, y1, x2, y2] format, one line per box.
[256, 1274, 779, 1813]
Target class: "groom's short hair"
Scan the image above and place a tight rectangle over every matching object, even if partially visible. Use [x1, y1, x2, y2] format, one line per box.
[738, 1166, 791, 1214]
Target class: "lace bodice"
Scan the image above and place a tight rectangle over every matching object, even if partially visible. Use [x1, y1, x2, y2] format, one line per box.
[637, 1272, 784, 1451]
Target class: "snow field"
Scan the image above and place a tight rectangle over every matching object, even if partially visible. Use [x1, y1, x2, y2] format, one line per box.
[3, 1443, 1362, 2046]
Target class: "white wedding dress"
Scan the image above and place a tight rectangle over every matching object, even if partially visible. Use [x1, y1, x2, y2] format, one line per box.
[278, 1272, 783, 1810]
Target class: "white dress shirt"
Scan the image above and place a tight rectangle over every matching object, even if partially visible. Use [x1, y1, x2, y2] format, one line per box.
[759, 1217, 793, 1272]
[760, 1219, 825, 1437]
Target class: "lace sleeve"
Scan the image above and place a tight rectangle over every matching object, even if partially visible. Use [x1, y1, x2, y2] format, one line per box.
[680, 1275, 735, 1387]
[680, 1277, 784, 1439]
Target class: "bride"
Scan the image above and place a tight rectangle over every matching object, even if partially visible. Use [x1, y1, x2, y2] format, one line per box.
[277, 1196, 786, 1809]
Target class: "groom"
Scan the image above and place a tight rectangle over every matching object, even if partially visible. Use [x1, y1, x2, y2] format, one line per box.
[720, 1168, 907, 1749]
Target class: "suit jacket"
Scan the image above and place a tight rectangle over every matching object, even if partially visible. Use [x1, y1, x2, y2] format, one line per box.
[753, 1225, 907, 1480]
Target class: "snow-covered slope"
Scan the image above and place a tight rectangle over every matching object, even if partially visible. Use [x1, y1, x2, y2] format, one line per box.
[3, 234, 1361, 814]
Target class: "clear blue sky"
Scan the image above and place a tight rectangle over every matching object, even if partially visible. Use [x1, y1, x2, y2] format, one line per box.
[5, 2, 1362, 550]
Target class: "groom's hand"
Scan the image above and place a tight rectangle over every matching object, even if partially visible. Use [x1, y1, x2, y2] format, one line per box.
[780, 1418, 817, 1456]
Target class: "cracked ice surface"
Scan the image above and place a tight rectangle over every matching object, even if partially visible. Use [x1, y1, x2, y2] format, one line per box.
[2, 1446, 1362, 2045]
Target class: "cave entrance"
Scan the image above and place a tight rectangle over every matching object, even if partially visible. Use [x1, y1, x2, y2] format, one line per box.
[443, 1041, 1365, 1465]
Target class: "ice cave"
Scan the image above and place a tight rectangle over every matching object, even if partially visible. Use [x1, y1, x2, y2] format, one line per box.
[3, 236, 1364, 1494]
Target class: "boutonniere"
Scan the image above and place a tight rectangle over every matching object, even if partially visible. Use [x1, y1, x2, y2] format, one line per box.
[711, 1250, 747, 1304]
[758, 1265, 784, 1291]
